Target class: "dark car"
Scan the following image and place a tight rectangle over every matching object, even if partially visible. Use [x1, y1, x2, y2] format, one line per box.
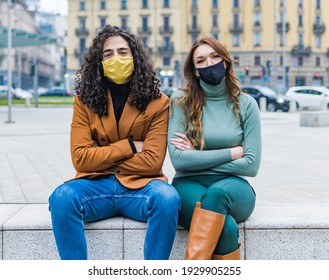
[241, 85, 290, 112]
[40, 87, 71, 97]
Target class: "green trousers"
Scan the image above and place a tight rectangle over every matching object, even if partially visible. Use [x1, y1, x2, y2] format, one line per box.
[172, 175, 256, 255]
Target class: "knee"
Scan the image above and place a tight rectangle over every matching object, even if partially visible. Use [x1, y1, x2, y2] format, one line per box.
[150, 182, 181, 213]
[49, 183, 79, 214]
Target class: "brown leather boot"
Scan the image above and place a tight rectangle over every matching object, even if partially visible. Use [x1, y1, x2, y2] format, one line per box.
[212, 247, 241, 260]
[184, 202, 225, 260]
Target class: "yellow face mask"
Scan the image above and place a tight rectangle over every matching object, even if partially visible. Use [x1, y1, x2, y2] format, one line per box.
[102, 56, 135, 84]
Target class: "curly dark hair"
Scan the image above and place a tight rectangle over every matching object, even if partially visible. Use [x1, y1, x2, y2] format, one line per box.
[75, 25, 161, 116]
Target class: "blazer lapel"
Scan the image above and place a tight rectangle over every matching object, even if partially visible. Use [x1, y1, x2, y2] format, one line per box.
[100, 92, 120, 142]
[118, 102, 141, 139]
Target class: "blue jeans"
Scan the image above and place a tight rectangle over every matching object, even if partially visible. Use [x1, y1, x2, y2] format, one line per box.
[49, 175, 181, 260]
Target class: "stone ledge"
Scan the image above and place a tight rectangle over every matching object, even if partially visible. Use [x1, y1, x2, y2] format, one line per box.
[300, 111, 329, 127]
[1, 203, 329, 260]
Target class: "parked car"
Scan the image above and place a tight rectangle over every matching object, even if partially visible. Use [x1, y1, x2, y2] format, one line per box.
[14, 87, 33, 99]
[0, 86, 33, 100]
[40, 87, 71, 97]
[241, 85, 290, 112]
[285, 86, 329, 110]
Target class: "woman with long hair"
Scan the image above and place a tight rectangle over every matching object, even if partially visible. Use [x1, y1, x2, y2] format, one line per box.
[168, 36, 261, 260]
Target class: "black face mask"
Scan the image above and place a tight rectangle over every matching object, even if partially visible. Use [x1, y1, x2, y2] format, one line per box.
[196, 60, 227, 85]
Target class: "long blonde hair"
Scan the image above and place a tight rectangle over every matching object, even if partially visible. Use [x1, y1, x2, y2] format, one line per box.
[179, 36, 242, 149]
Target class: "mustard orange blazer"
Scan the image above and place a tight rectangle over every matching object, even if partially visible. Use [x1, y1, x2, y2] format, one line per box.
[69, 92, 169, 189]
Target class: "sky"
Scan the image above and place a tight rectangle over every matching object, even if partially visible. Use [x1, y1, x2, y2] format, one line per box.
[38, 0, 68, 15]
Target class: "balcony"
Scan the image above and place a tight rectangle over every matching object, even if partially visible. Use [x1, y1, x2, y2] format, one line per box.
[158, 43, 174, 56]
[75, 28, 89, 36]
[188, 24, 201, 34]
[313, 23, 325, 34]
[230, 23, 243, 33]
[138, 26, 152, 35]
[291, 45, 311, 57]
[276, 22, 290, 33]
[159, 26, 174, 34]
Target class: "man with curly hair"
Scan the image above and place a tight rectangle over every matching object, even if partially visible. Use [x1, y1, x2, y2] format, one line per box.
[49, 25, 181, 260]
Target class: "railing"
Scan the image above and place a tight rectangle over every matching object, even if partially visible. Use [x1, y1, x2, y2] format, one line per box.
[291, 45, 311, 57]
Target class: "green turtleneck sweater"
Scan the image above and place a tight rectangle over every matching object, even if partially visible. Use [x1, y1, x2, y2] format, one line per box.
[168, 78, 262, 179]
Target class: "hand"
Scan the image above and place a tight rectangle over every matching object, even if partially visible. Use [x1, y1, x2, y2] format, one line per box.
[133, 141, 144, 153]
[231, 146, 244, 160]
[170, 132, 195, 151]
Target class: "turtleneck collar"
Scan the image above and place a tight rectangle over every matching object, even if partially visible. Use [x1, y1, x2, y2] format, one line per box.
[199, 76, 229, 100]
[105, 78, 131, 94]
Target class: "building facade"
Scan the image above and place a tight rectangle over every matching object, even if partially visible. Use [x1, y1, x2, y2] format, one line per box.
[0, 0, 66, 90]
[67, 0, 329, 92]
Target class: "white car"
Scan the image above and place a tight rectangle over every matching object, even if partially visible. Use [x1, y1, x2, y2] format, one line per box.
[14, 87, 33, 99]
[0, 86, 33, 100]
[285, 86, 329, 110]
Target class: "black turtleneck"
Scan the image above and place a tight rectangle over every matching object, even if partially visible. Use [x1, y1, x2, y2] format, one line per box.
[105, 78, 137, 153]
[106, 78, 130, 123]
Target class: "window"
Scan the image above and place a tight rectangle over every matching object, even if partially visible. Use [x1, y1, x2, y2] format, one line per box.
[254, 32, 261, 46]
[79, 1, 86, 10]
[79, 38, 86, 52]
[142, 0, 148, 8]
[141, 36, 148, 46]
[100, 0, 106, 10]
[79, 17, 86, 30]
[121, 16, 128, 30]
[233, 0, 239, 8]
[163, 36, 170, 49]
[163, 0, 170, 8]
[315, 16, 321, 26]
[254, 12, 261, 25]
[212, 14, 218, 27]
[298, 15, 303, 27]
[315, 34, 321, 48]
[298, 0, 303, 8]
[316, 56, 320, 66]
[163, 15, 170, 31]
[316, 0, 320, 9]
[99, 17, 106, 28]
[298, 33, 303, 47]
[233, 14, 239, 26]
[298, 56, 303, 66]
[254, 0, 260, 6]
[212, 0, 218, 8]
[163, 57, 171, 66]
[121, 0, 127, 9]
[211, 33, 218, 40]
[192, 0, 198, 8]
[142, 16, 148, 31]
[191, 34, 198, 44]
[232, 34, 240, 47]
[192, 14, 198, 29]
[280, 55, 283, 66]
[254, 55, 261, 66]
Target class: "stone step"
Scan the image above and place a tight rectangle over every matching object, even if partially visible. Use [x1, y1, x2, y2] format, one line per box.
[1, 203, 329, 260]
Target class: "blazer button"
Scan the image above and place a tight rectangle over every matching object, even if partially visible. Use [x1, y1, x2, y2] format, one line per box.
[100, 138, 105, 142]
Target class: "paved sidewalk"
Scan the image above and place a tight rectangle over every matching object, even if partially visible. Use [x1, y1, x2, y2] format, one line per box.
[1, 105, 329, 204]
